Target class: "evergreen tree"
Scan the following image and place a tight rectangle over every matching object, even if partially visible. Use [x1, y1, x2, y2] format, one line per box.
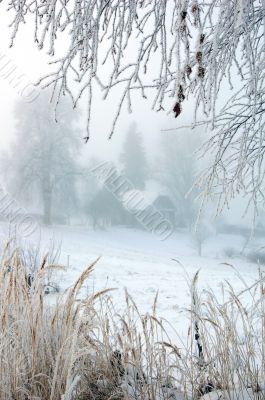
[120, 123, 148, 190]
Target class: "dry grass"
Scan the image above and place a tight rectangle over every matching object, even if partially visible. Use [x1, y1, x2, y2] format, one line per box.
[0, 242, 264, 400]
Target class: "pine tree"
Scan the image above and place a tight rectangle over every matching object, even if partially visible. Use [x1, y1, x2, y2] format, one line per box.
[120, 123, 148, 190]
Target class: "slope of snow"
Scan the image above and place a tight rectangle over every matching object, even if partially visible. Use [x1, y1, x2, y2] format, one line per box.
[0, 222, 261, 335]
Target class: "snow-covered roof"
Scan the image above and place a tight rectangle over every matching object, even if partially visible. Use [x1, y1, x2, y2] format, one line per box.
[122, 190, 157, 211]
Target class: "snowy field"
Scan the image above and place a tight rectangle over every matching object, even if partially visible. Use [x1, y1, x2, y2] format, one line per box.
[0, 222, 263, 333]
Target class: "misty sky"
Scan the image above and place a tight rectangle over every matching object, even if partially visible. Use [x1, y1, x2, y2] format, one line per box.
[0, 8, 253, 226]
[0, 10, 198, 162]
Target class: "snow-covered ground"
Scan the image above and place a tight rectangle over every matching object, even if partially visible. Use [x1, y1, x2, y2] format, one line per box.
[0, 222, 263, 334]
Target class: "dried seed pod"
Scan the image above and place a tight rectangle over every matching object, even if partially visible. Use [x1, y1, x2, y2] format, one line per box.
[196, 51, 203, 63]
[178, 85, 185, 102]
[173, 102, 182, 118]
[186, 65, 192, 78]
[200, 34, 205, 44]
[198, 66, 205, 78]
[178, 92, 185, 102]
[180, 24, 186, 34]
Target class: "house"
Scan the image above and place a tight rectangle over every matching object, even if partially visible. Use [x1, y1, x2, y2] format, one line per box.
[122, 189, 176, 229]
[152, 195, 176, 226]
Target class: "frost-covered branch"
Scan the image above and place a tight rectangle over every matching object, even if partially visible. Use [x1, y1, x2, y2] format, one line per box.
[2, 0, 265, 210]
[0, 1, 210, 138]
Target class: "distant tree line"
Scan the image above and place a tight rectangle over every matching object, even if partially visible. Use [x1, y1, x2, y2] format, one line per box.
[1, 94, 202, 231]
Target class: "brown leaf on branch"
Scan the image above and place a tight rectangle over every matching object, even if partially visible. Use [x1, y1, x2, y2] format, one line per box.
[181, 11, 187, 20]
[191, 4, 199, 13]
[186, 65, 192, 78]
[196, 51, 203, 64]
[178, 85, 185, 102]
[173, 102, 182, 118]
[198, 66, 205, 78]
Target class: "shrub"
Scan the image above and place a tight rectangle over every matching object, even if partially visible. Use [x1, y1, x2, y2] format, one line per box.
[223, 247, 238, 258]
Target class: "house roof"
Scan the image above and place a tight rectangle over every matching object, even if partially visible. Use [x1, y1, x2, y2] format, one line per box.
[122, 190, 175, 212]
[122, 190, 156, 211]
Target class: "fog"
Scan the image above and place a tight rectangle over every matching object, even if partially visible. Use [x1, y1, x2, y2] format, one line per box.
[0, 3, 264, 398]
[0, 9, 262, 252]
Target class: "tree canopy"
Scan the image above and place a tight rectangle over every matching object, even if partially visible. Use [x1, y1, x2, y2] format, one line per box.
[5, 92, 81, 224]
[120, 123, 148, 190]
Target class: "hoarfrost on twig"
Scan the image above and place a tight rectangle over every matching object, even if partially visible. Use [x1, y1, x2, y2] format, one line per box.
[3, 0, 265, 212]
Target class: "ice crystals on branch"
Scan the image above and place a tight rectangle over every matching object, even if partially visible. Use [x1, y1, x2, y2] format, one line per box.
[4, 0, 265, 213]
